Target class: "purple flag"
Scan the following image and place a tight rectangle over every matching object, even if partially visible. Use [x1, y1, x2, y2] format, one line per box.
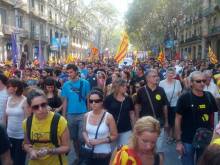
[39, 39, 44, 68]
[11, 33, 18, 65]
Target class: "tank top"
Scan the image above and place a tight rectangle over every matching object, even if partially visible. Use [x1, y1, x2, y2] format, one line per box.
[85, 111, 111, 154]
[6, 96, 26, 139]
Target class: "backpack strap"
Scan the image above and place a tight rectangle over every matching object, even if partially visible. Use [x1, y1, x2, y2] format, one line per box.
[50, 113, 63, 165]
[79, 80, 83, 102]
[50, 113, 61, 147]
[26, 114, 34, 145]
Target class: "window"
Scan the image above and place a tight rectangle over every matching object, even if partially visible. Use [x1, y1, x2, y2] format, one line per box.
[0, 8, 6, 24]
[49, 10, 52, 19]
[40, 4, 44, 13]
[30, 20, 35, 34]
[31, 0, 35, 8]
[16, 15, 23, 28]
[40, 24, 43, 35]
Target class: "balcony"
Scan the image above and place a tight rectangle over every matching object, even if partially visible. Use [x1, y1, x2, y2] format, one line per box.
[203, 6, 216, 17]
[1, 0, 14, 5]
[30, 32, 49, 42]
[2, 24, 28, 37]
[179, 35, 202, 46]
[209, 26, 220, 36]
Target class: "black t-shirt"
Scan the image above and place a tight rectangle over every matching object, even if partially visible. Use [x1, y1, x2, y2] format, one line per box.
[136, 85, 168, 124]
[104, 94, 134, 133]
[0, 125, 10, 165]
[48, 96, 62, 109]
[86, 74, 98, 89]
[176, 91, 218, 143]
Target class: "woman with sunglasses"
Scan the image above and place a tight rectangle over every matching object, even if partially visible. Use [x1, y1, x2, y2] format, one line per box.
[4, 79, 28, 165]
[104, 79, 135, 149]
[22, 89, 70, 165]
[43, 78, 63, 114]
[82, 89, 118, 165]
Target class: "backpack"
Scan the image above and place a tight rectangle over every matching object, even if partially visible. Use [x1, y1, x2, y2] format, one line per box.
[26, 113, 63, 165]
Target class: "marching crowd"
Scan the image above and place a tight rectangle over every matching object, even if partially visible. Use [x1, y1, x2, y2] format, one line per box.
[0, 59, 220, 165]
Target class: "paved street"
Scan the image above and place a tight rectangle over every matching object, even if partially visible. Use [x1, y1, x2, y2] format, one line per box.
[164, 142, 181, 165]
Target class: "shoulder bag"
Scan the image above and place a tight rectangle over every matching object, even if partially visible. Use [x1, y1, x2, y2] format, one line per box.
[80, 111, 106, 158]
[144, 86, 156, 118]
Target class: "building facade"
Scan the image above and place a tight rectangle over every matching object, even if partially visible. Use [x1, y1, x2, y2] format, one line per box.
[0, 0, 69, 64]
[177, 0, 220, 61]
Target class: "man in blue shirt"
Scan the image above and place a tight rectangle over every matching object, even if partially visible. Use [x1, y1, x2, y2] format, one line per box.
[61, 64, 90, 162]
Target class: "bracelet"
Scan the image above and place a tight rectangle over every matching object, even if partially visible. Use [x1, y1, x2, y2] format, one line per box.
[107, 136, 111, 143]
[50, 148, 57, 155]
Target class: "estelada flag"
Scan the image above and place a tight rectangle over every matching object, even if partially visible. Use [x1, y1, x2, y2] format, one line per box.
[208, 46, 218, 64]
[114, 32, 129, 63]
[157, 51, 165, 64]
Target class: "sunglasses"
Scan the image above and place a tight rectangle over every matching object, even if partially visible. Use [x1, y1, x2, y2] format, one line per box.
[31, 102, 47, 110]
[89, 99, 102, 104]
[194, 79, 206, 83]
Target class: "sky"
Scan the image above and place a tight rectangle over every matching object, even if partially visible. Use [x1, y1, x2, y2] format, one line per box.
[83, 0, 133, 18]
[107, 0, 133, 16]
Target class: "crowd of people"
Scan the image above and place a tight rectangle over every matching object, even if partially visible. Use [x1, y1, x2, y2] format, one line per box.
[0, 59, 220, 165]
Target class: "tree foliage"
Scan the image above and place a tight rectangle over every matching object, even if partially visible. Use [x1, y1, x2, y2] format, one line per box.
[65, 0, 119, 53]
[125, 0, 198, 50]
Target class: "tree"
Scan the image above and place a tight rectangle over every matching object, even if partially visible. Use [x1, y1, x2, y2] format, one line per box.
[125, 0, 196, 51]
[65, 0, 119, 55]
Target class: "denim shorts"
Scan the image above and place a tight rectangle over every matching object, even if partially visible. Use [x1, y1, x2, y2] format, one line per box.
[67, 113, 84, 142]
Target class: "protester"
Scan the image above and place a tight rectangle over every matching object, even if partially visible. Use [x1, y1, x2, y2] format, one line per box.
[104, 79, 135, 148]
[82, 89, 118, 165]
[23, 89, 70, 165]
[106, 72, 121, 96]
[175, 71, 218, 165]
[111, 116, 163, 165]
[43, 78, 63, 114]
[5, 79, 28, 165]
[135, 69, 169, 154]
[159, 67, 182, 143]
[61, 64, 90, 163]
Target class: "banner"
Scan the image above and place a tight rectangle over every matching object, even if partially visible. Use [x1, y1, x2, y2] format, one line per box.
[208, 46, 218, 64]
[39, 39, 44, 68]
[114, 32, 129, 64]
[11, 32, 18, 66]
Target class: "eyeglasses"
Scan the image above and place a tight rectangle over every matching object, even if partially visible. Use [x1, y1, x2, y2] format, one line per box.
[31, 102, 47, 110]
[194, 79, 206, 83]
[89, 99, 102, 104]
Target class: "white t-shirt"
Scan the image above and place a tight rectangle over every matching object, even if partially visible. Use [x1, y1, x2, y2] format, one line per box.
[159, 79, 182, 107]
[0, 88, 9, 124]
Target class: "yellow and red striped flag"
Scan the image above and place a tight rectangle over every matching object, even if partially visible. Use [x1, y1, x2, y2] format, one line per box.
[157, 50, 165, 64]
[114, 32, 129, 63]
[208, 46, 218, 64]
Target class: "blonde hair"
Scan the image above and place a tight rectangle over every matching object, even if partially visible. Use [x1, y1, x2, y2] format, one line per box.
[129, 116, 160, 149]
